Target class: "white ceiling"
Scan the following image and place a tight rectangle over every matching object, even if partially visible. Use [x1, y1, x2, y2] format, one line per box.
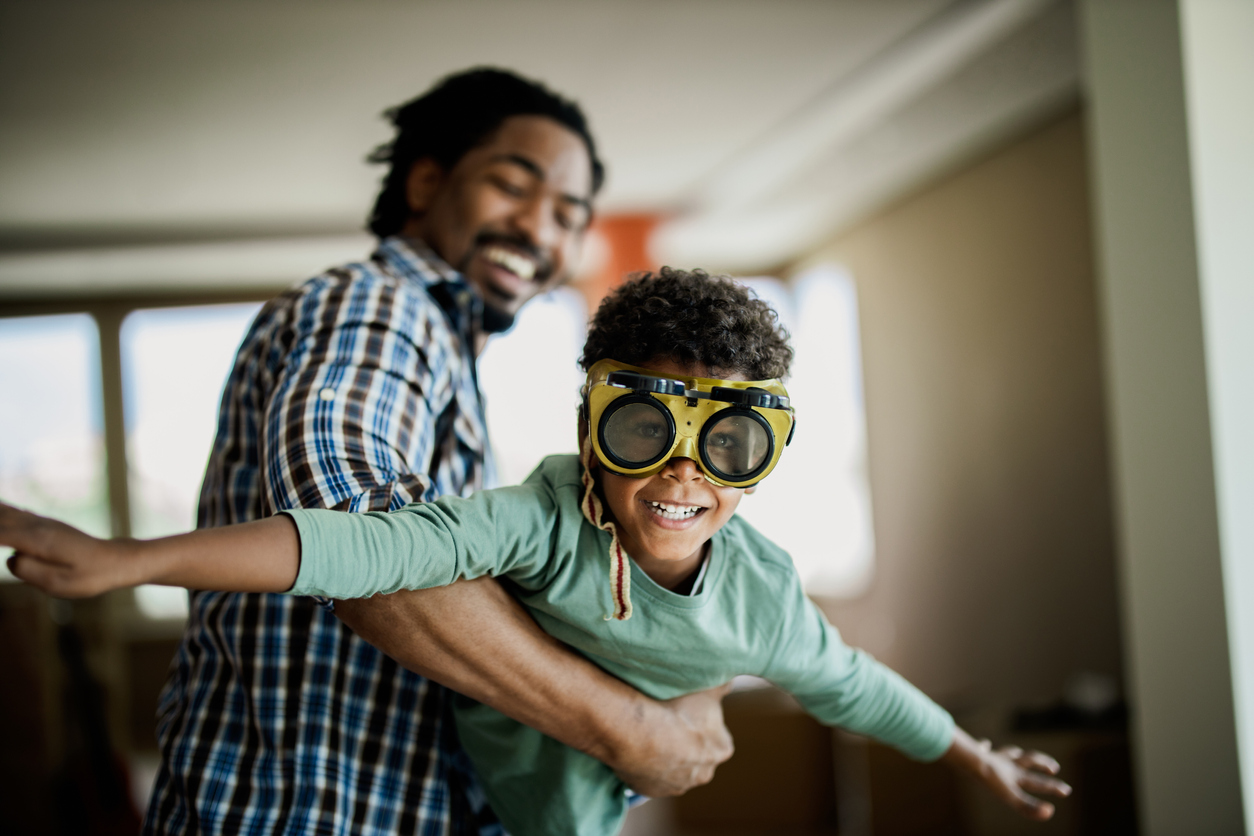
[0, 0, 1079, 295]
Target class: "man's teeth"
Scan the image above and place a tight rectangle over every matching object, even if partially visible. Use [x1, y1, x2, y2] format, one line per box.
[648, 501, 702, 521]
[483, 246, 537, 280]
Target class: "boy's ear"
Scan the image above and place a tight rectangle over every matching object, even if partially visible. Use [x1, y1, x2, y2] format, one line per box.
[405, 158, 447, 214]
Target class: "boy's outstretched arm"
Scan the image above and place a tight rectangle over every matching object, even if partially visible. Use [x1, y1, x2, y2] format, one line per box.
[1, 502, 300, 597]
[942, 726, 1072, 819]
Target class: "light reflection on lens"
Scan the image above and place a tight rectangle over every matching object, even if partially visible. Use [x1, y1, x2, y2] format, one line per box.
[602, 401, 671, 465]
[703, 414, 770, 477]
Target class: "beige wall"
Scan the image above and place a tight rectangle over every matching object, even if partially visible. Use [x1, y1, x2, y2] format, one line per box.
[798, 111, 1122, 709]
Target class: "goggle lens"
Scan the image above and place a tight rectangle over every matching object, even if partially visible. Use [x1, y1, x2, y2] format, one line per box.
[703, 413, 771, 478]
[602, 400, 672, 466]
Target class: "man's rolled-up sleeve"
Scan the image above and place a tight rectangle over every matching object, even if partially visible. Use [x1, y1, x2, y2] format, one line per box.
[261, 273, 448, 516]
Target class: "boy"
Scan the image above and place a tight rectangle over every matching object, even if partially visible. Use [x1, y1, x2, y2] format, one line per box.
[4, 270, 1070, 835]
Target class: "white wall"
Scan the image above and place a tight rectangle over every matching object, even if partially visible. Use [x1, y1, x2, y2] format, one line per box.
[801, 112, 1124, 712]
[1080, 0, 1254, 832]
[1180, 1, 1254, 831]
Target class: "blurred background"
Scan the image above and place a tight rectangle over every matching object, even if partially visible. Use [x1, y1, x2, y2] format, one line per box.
[1, 1, 1250, 834]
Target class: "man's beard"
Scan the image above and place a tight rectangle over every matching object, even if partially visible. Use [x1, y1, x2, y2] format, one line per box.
[460, 231, 551, 335]
[480, 303, 517, 334]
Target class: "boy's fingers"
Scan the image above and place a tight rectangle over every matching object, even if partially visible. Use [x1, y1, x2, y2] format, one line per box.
[8, 553, 62, 595]
[0, 507, 49, 554]
[10, 551, 99, 598]
[1008, 785, 1056, 820]
[1027, 800, 1056, 821]
[1021, 773, 1072, 798]
[1015, 749, 1061, 775]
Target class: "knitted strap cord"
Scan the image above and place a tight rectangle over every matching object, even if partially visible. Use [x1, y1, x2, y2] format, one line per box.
[579, 435, 633, 621]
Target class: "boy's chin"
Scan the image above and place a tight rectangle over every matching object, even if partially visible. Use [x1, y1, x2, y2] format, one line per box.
[636, 537, 706, 564]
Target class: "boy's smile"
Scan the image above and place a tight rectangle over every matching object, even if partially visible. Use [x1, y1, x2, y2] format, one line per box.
[594, 358, 752, 591]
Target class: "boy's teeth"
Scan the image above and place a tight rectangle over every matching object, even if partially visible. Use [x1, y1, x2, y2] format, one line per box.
[648, 501, 701, 520]
[483, 246, 537, 280]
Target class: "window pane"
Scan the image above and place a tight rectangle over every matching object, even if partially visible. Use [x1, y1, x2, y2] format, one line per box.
[478, 288, 588, 487]
[121, 302, 262, 617]
[0, 314, 108, 581]
[735, 267, 876, 597]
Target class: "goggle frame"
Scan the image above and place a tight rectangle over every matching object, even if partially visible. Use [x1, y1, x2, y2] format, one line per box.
[586, 359, 796, 488]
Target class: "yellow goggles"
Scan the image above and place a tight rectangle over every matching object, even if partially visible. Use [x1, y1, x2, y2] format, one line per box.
[586, 359, 796, 489]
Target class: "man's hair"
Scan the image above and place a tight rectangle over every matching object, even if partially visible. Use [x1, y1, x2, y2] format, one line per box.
[580, 268, 793, 380]
[367, 67, 605, 238]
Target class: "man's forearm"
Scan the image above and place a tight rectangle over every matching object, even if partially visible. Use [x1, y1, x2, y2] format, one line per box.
[334, 578, 734, 796]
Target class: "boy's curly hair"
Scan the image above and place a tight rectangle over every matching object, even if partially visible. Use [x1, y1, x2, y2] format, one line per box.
[580, 267, 793, 380]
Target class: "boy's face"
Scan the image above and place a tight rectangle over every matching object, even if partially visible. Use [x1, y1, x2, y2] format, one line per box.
[594, 358, 752, 589]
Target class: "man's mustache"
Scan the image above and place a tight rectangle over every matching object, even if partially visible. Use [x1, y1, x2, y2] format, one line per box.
[471, 232, 553, 280]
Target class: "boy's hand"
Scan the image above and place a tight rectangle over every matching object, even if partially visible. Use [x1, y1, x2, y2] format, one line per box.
[943, 727, 1072, 820]
[1, 502, 144, 597]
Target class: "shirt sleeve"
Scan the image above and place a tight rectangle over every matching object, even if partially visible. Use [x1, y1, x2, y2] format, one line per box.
[282, 483, 560, 599]
[261, 270, 454, 516]
[762, 573, 955, 762]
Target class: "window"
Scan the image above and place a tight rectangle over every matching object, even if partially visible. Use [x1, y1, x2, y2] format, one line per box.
[478, 287, 589, 488]
[0, 314, 109, 581]
[735, 265, 876, 597]
[121, 302, 263, 617]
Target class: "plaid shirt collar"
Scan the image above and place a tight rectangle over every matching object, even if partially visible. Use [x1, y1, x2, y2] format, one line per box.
[375, 235, 485, 339]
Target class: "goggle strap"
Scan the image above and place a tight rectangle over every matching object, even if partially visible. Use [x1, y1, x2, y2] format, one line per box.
[605, 371, 789, 411]
[579, 435, 633, 621]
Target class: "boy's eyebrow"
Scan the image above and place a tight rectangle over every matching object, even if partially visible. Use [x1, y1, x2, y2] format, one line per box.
[489, 153, 593, 214]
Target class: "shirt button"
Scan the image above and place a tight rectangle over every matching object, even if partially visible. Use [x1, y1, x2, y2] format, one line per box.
[319, 388, 336, 401]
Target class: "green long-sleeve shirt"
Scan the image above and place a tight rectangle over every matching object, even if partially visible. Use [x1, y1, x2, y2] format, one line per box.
[286, 455, 954, 836]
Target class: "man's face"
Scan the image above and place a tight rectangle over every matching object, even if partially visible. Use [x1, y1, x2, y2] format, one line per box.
[403, 114, 594, 323]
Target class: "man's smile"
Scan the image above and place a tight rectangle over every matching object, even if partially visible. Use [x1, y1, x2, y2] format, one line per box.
[466, 232, 554, 306]
[481, 244, 538, 281]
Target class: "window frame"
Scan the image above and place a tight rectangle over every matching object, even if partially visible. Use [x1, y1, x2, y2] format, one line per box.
[0, 288, 279, 624]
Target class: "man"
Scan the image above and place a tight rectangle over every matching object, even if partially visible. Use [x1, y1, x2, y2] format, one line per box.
[149, 68, 732, 835]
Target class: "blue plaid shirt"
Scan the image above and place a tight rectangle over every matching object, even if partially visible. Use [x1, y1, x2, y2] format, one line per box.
[145, 237, 498, 835]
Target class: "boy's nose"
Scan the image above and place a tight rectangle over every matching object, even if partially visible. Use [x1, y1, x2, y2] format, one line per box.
[662, 457, 703, 482]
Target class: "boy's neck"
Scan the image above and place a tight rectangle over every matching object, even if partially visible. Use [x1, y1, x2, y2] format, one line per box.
[666, 552, 709, 595]
[631, 541, 709, 592]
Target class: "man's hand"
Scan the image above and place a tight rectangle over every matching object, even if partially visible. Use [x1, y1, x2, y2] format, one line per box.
[608, 682, 735, 796]
[334, 580, 733, 797]
[942, 727, 1072, 820]
[1, 501, 142, 597]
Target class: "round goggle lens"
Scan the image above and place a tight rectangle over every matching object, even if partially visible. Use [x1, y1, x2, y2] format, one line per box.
[703, 413, 771, 478]
[602, 400, 672, 465]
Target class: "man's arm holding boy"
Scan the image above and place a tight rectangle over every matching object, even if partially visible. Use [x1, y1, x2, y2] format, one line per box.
[335, 587, 734, 796]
